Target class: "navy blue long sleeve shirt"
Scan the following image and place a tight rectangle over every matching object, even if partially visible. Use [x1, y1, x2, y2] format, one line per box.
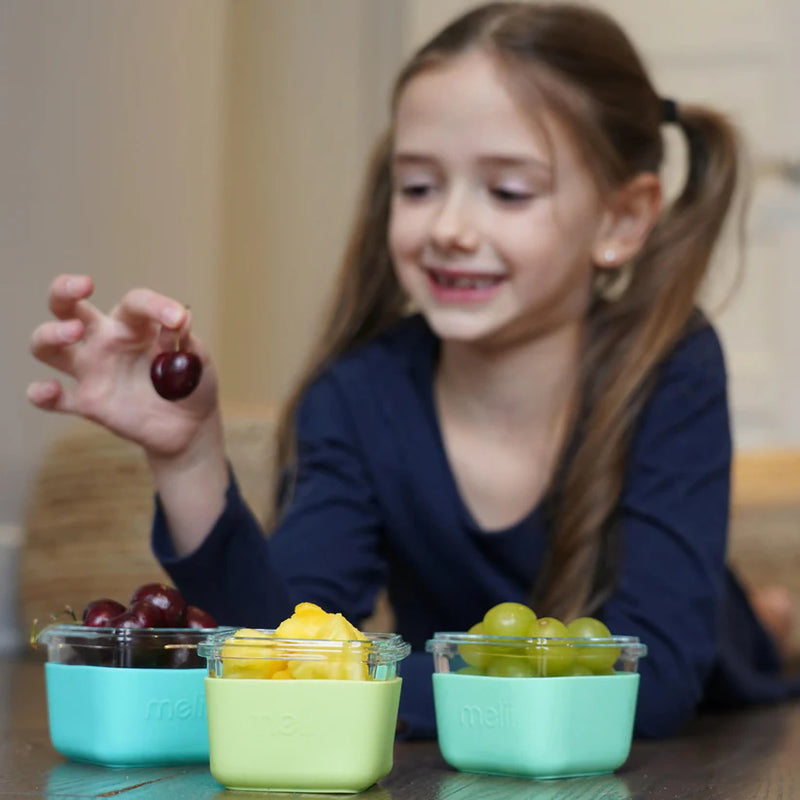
[153, 314, 800, 738]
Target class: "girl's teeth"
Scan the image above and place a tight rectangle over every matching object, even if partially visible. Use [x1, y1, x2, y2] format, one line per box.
[434, 273, 500, 289]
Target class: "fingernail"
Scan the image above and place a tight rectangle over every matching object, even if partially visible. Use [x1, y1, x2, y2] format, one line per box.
[65, 277, 80, 295]
[164, 306, 183, 326]
[27, 382, 54, 402]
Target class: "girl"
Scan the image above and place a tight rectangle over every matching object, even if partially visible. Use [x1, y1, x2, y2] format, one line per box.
[27, 2, 799, 738]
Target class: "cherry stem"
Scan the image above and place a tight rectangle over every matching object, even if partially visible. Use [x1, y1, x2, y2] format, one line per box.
[174, 304, 190, 352]
[30, 605, 83, 649]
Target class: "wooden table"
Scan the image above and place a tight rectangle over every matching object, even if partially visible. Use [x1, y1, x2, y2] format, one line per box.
[2, 654, 799, 799]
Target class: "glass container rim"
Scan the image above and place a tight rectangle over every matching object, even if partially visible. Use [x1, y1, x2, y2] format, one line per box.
[197, 629, 411, 663]
[426, 631, 647, 654]
[36, 623, 237, 646]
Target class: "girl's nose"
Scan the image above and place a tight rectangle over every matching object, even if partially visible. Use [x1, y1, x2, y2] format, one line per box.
[430, 191, 479, 252]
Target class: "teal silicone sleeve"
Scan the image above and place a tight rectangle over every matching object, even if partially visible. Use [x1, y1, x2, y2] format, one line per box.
[45, 663, 209, 767]
[433, 672, 640, 779]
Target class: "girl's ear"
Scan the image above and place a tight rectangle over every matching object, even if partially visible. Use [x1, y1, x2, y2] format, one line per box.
[592, 172, 661, 269]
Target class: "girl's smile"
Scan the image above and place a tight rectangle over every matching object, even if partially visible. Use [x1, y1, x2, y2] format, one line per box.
[424, 266, 508, 304]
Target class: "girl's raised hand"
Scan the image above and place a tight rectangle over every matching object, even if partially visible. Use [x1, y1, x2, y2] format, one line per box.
[27, 274, 219, 459]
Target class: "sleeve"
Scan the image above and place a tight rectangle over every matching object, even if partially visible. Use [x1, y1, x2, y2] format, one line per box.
[598, 322, 733, 738]
[151, 373, 388, 628]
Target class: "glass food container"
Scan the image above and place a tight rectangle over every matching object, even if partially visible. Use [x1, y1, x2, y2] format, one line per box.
[198, 628, 411, 793]
[37, 623, 231, 767]
[426, 631, 647, 780]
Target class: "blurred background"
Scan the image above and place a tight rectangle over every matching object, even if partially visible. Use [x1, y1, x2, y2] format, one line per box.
[2, 0, 799, 651]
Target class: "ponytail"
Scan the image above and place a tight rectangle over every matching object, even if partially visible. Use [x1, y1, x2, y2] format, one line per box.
[535, 106, 743, 620]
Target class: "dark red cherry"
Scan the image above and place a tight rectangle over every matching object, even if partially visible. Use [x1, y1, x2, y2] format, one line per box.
[130, 583, 187, 627]
[185, 605, 217, 629]
[110, 600, 164, 629]
[150, 350, 202, 401]
[82, 598, 127, 627]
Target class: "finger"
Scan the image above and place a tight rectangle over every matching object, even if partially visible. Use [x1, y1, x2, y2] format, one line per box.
[112, 288, 188, 336]
[156, 308, 200, 351]
[48, 274, 102, 325]
[30, 319, 85, 375]
[26, 380, 78, 416]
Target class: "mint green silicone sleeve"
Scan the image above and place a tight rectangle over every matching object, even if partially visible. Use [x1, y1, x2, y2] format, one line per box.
[433, 672, 640, 779]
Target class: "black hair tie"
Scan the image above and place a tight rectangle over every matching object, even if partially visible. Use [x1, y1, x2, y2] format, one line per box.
[661, 98, 680, 125]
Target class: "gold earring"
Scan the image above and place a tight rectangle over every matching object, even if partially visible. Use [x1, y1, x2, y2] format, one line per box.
[593, 261, 634, 302]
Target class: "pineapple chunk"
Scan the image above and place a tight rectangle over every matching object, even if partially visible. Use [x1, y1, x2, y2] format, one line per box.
[220, 627, 286, 678]
[220, 604, 371, 680]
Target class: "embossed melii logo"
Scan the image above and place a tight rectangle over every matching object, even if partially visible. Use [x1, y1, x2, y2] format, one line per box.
[247, 712, 311, 737]
[459, 700, 513, 728]
[144, 693, 207, 721]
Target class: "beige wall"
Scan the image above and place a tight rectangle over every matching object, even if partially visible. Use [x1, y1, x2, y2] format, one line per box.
[217, 0, 399, 407]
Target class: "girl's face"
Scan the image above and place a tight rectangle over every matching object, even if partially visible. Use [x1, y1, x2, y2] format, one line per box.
[389, 51, 610, 348]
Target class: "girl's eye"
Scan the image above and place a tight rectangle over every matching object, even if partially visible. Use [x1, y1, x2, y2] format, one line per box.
[491, 187, 534, 204]
[397, 182, 435, 199]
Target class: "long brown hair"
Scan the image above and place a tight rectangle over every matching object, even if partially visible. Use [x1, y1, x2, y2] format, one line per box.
[270, 2, 741, 621]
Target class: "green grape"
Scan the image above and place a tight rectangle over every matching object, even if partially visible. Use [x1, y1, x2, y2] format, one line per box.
[482, 602, 537, 637]
[457, 622, 493, 669]
[566, 616, 620, 673]
[526, 617, 575, 676]
[566, 616, 612, 638]
[486, 655, 537, 678]
[456, 665, 484, 675]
